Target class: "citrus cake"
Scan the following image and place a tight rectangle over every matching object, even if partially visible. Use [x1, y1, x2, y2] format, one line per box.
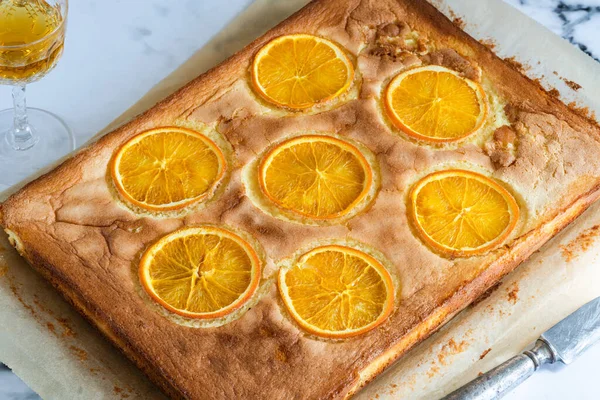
[2, 0, 600, 398]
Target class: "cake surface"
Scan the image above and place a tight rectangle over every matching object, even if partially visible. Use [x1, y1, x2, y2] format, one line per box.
[2, 0, 600, 399]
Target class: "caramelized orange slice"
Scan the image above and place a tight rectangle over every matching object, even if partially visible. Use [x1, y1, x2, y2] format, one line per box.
[251, 34, 354, 109]
[384, 66, 487, 142]
[139, 226, 261, 319]
[410, 169, 519, 257]
[279, 245, 395, 338]
[258, 135, 373, 220]
[110, 127, 226, 212]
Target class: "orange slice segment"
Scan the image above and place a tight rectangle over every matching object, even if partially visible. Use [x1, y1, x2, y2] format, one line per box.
[278, 245, 394, 338]
[258, 135, 373, 220]
[139, 226, 261, 319]
[251, 34, 354, 109]
[384, 66, 487, 142]
[410, 170, 519, 257]
[110, 127, 226, 212]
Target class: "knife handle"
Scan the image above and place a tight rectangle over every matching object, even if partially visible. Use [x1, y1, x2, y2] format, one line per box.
[441, 340, 555, 400]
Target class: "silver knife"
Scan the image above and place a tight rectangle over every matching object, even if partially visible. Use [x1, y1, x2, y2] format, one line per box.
[442, 296, 600, 400]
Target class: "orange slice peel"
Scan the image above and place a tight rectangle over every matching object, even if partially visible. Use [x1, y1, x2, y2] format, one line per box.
[409, 169, 519, 257]
[384, 66, 487, 143]
[110, 126, 226, 212]
[251, 34, 354, 109]
[258, 135, 373, 220]
[139, 226, 261, 319]
[278, 244, 395, 338]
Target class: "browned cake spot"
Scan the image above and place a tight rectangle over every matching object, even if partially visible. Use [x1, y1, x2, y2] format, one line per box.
[370, 21, 426, 62]
[560, 224, 600, 262]
[479, 348, 492, 360]
[471, 281, 502, 307]
[503, 56, 527, 73]
[424, 48, 480, 81]
[275, 347, 288, 362]
[547, 88, 560, 98]
[0, 265, 7, 278]
[567, 102, 596, 122]
[46, 322, 56, 334]
[484, 126, 517, 167]
[480, 39, 496, 51]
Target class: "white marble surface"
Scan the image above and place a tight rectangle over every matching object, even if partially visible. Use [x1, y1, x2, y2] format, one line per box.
[0, 0, 599, 399]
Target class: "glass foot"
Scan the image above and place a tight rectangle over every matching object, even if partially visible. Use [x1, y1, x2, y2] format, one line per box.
[0, 107, 74, 191]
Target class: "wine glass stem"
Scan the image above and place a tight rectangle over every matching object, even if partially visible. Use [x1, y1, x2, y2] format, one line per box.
[7, 84, 38, 151]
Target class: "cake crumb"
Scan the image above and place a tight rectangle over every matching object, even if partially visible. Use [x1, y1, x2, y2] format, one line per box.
[69, 345, 88, 361]
[57, 317, 76, 338]
[437, 338, 469, 365]
[507, 282, 519, 304]
[479, 348, 492, 360]
[504, 56, 527, 72]
[547, 88, 560, 98]
[480, 39, 496, 50]
[427, 363, 440, 378]
[560, 224, 600, 262]
[562, 78, 582, 91]
[448, 9, 465, 28]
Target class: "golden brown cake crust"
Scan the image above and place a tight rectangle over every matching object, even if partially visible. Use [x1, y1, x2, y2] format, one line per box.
[3, 0, 600, 399]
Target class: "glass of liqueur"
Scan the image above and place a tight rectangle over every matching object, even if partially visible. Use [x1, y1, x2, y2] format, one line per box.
[0, 0, 72, 189]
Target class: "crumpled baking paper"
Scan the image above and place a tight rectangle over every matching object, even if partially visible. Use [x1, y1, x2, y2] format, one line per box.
[1, 0, 599, 399]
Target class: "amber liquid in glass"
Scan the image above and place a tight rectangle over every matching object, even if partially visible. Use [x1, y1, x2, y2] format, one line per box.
[0, 0, 65, 84]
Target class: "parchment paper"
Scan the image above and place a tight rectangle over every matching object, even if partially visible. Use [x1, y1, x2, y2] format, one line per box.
[1, 1, 599, 399]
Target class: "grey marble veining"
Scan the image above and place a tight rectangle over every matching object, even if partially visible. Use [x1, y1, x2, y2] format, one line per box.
[505, 0, 600, 61]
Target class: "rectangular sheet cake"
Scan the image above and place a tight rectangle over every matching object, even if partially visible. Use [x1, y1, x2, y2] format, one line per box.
[2, 0, 600, 398]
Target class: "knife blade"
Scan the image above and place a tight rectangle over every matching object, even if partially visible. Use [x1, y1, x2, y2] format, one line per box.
[442, 296, 600, 400]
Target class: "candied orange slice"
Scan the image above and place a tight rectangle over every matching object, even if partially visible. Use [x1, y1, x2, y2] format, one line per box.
[258, 135, 373, 220]
[139, 226, 261, 319]
[409, 170, 519, 257]
[110, 127, 226, 212]
[278, 245, 394, 338]
[384, 66, 487, 142]
[251, 34, 354, 109]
